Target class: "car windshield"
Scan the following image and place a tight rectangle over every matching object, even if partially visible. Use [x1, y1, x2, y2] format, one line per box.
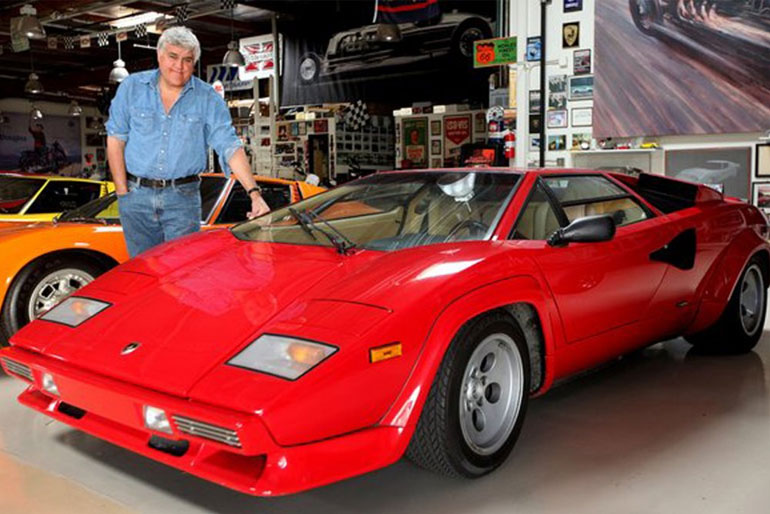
[0, 176, 46, 214]
[232, 171, 520, 251]
[58, 176, 228, 223]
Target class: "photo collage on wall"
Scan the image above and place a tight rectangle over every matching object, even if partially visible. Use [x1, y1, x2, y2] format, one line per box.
[751, 144, 770, 214]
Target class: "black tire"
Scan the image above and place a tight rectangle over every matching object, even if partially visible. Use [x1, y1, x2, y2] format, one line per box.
[685, 256, 767, 354]
[451, 19, 493, 61]
[629, 0, 662, 35]
[298, 52, 321, 84]
[0, 256, 107, 346]
[406, 311, 530, 478]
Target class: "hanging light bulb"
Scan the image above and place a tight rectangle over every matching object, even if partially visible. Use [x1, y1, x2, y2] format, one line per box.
[67, 100, 83, 117]
[19, 4, 46, 40]
[24, 72, 43, 94]
[30, 104, 43, 121]
[109, 41, 129, 83]
[222, 6, 244, 67]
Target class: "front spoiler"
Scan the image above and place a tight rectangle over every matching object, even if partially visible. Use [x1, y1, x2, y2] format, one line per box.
[1, 346, 406, 496]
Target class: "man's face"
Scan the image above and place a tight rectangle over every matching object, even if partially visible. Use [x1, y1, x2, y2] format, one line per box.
[157, 43, 195, 88]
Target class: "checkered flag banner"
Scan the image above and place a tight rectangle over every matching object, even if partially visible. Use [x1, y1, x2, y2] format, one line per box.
[97, 32, 109, 47]
[64, 36, 75, 50]
[344, 100, 370, 131]
[221, 0, 236, 11]
[135, 23, 148, 38]
[175, 3, 190, 24]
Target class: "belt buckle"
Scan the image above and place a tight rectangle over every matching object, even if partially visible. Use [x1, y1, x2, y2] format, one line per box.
[159, 178, 168, 187]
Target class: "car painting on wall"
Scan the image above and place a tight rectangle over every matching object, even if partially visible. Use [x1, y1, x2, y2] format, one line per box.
[665, 147, 751, 200]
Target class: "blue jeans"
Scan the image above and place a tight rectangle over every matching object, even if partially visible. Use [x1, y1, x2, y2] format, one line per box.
[118, 180, 201, 257]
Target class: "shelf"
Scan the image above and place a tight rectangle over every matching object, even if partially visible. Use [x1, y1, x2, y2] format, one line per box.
[571, 148, 660, 154]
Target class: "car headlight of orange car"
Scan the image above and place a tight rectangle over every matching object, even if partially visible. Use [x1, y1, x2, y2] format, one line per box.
[39, 297, 110, 327]
[227, 334, 337, 380]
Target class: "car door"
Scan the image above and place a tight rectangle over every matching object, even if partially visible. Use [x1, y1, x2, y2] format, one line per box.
[513, 175, 675, 345]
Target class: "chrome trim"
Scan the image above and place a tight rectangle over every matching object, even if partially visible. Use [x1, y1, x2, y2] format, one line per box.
[1, 357, 33, 382]
[172, 415, 242, 448]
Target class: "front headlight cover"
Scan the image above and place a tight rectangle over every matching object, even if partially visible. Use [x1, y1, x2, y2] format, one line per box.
[39, 297, 110, 327]
[228, 334, 337, 380]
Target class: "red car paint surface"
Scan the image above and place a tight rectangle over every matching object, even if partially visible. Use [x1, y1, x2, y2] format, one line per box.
[2, 168, 768, 496]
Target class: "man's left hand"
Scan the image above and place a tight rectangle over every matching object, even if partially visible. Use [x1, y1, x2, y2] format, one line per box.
[248, 195, 270, 219]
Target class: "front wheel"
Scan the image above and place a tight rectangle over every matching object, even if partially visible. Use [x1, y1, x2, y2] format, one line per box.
[685, 256, 767, 354]
[298, 52, 321, 84]
[406, 311, 530, 477]
[629, 0, 662, 35]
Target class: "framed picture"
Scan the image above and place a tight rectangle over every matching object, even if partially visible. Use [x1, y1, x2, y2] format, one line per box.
[666, 147, 752, 200]
[571, 107, 593, 127]
[756, 143, 770, 177]
[529, 115, 542, 133]
[549, 92, 567, 110]
[402, 117, 429, 167]
[573, 49, 591, 75]
[298, 122, 307, 135]
[563, 22, 579, 48]
[564, 0, 583, 12]
[752, 182, 770, 214]
[314, 119, 329, 133]
[431, 158, 442, 168]
[571, 132, 592, 150]
[548, 74, 567, 94]
[529, 90, 542, 114]
[547, 110, 568, 129]
[526, 36, 542, 62]
[529, 135, 541, 152]
[474, 112, 486, 134]
[431, 139, 441, 155]
[548, 135, 567, 151]
[569, 75, 594, 100]
[431, 119, 442, 136]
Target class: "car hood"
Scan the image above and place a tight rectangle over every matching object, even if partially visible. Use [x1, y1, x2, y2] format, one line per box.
[16, 230, 373, 397]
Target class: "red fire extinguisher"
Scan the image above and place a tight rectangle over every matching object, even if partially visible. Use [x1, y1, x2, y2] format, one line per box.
[504, 130, 516, 160]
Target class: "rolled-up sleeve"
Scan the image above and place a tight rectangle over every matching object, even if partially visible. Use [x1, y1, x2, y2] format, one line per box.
[105, 78, 130, 141]
[205, 90, 242, 177]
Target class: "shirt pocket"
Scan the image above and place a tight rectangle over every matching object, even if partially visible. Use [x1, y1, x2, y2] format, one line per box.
[180, 113, 204, 144]
[130, 108, 155, 136]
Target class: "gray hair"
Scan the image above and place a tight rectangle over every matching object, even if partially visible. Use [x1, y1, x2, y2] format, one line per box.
[157, 26, 201, 62]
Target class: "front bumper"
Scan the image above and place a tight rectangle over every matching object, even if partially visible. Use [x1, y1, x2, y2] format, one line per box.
[1, 346, 405, 496]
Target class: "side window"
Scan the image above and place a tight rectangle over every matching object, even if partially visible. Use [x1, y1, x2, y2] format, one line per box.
[512, 182, 562, 240]
[25, 181, 102, 214]
[216, 182, 292, 224]
[542, 175, 650, 228]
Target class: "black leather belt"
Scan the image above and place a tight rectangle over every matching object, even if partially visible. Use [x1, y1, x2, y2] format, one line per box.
[126, 172, 200, 188]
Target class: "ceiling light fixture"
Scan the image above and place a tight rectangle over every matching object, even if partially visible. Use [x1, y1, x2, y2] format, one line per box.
[222, 5, 244, 67]
[30, 104, 43, 121]
[68, 100, 83, 117]
[19, 4, 46, 40]
[109, 41, 129, 83]
[24, 49, 43, 94]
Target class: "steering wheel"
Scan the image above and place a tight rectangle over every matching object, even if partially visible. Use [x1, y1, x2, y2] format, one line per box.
[447, 219, 489, 241]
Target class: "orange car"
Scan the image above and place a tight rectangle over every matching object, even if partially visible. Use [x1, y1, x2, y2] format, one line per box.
[0, 173, 324, 343]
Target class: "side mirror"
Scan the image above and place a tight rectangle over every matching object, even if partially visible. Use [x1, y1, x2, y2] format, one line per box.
[547, 214, 616, 247]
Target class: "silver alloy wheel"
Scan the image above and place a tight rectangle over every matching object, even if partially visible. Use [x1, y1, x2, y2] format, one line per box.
[739, 264, 764, 337]
[28, 268, 95, 319]
[459, 332, 524, 456]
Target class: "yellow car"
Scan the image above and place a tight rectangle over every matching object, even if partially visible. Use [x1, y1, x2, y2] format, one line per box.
[0, 173, 324, 344]
[0, 173, 114, 224]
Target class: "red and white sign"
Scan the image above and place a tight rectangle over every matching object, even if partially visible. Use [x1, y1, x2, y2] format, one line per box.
[444, 115, 471, 167]
[239, 34, 280, 81]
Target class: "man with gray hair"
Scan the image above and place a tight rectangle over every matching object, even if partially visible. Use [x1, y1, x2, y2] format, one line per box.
[106, 26, 269, 257]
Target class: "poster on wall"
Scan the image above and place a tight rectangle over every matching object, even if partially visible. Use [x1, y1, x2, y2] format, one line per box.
[402, 117, 428, 168]
[0, 112, 81, 174]
[280, 1, 496, 106]
[752, 182, 770, 215]
[594, 0, 770, 137]
[238, 34, 279, 81]
[444, 115, 471, 167]
[756, 144, 770, 177]
[665, 147, 751, 200]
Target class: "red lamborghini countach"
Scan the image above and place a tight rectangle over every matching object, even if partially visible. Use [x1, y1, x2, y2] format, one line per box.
[2, 169, 768, 496]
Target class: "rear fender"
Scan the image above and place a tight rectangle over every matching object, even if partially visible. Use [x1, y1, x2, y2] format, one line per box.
[687, 228, 769, 334]
[379, 275, 561, 444]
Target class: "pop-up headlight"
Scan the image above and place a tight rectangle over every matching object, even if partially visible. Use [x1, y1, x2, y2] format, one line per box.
[228, 334, 337, 380]
[39, 297, 110, 327]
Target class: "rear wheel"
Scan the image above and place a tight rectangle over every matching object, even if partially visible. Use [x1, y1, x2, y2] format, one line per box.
[298, 52, 321, 84]
[629, 0, 662, 35]
[685, 256, 767, 354]
[406, 311, 530, 477]
[1, 256, 107, 345]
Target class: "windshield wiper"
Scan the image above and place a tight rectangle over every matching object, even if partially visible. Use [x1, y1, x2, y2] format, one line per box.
[287, 207, 318, 241]
[58, 216, 108, 225]
[305, 209, 356, 254]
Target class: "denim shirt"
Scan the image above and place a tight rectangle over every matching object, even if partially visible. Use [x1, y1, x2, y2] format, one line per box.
[105, 69, 241, 179]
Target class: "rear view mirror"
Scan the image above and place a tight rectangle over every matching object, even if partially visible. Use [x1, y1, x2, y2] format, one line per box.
[547, 215, 615, 247]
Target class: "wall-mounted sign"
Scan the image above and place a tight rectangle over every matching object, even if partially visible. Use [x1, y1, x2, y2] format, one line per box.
[473, 37, 517, 68]
[239, 34, 281, 81]
[207, 65, 252, 91]
[402, 117, 428, 168]
[444, 115, 471, 166]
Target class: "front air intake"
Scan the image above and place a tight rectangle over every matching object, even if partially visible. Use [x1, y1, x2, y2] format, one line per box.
[1, 357, 33, 382]
[172, 415, 242, 448]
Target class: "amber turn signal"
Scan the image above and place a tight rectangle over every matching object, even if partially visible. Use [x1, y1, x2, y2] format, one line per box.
[369, 343, 402, 363]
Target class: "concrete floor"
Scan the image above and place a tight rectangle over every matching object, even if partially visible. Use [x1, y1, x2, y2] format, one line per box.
[2, 330, 770, 513]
